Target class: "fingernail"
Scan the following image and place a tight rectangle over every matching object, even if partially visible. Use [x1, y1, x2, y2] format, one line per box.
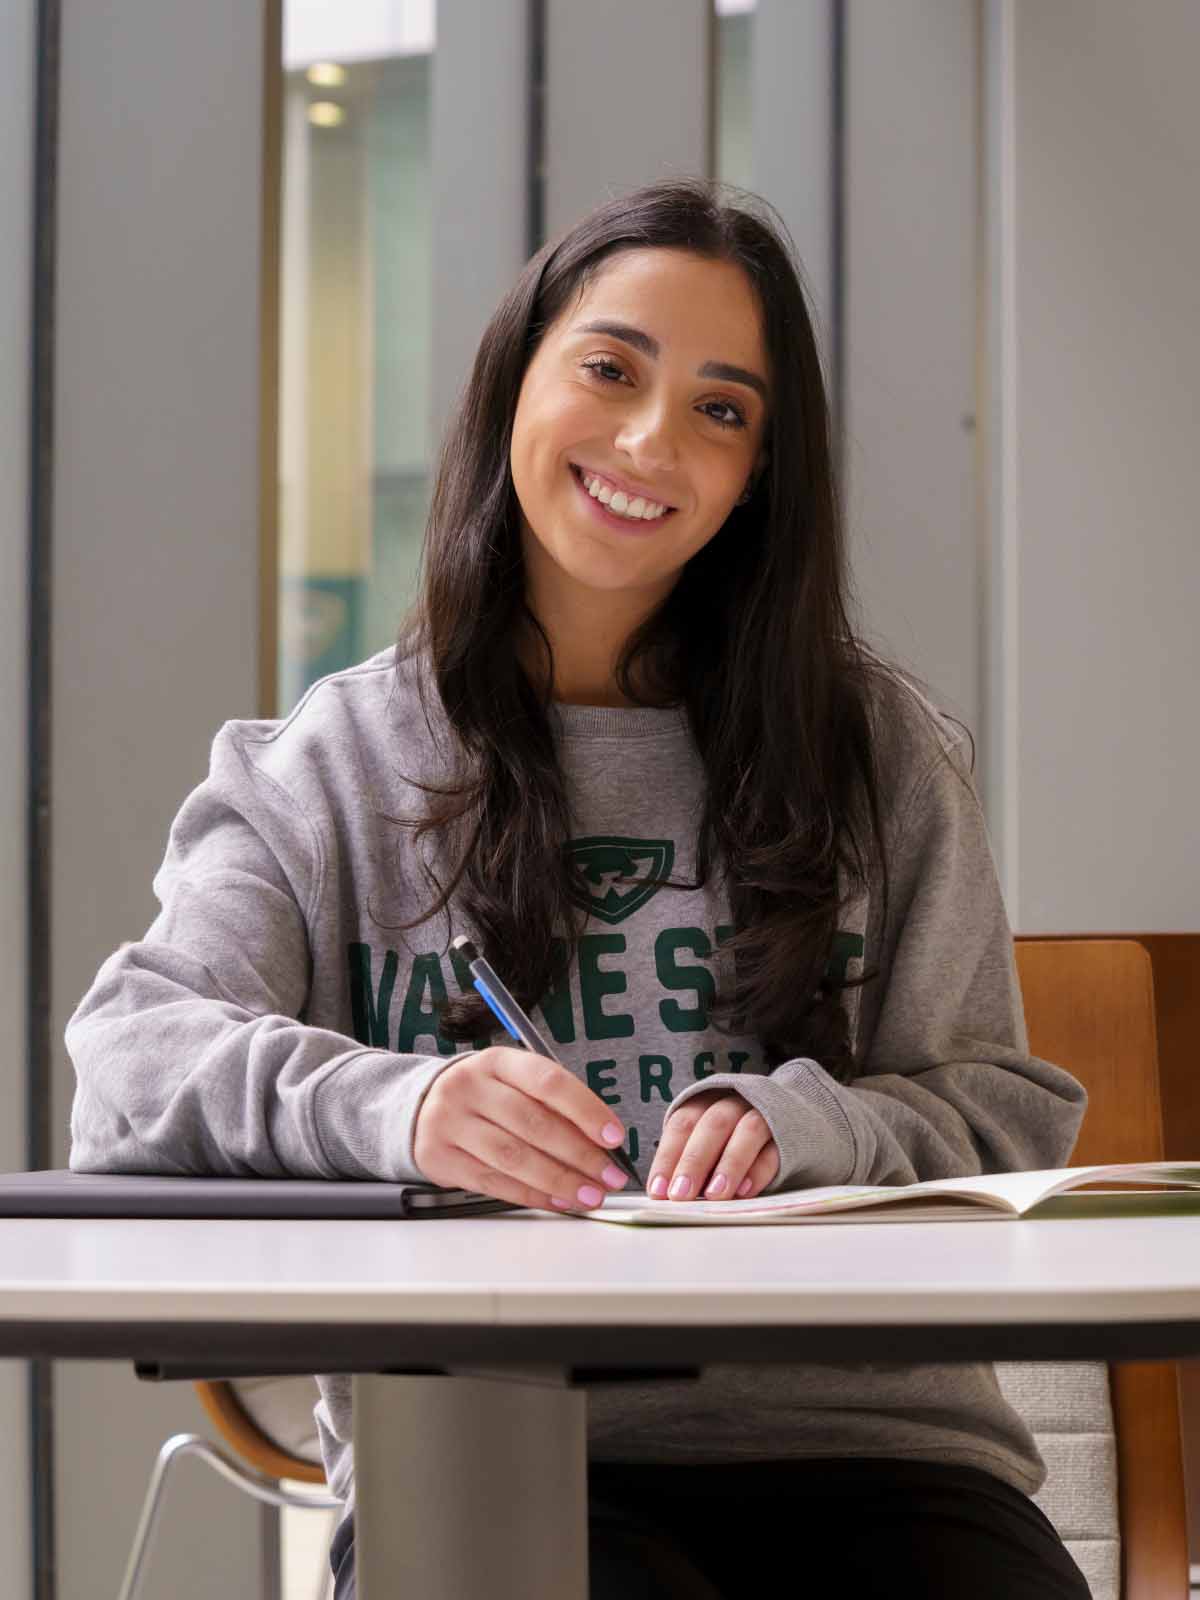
[649, 1174, 669, 1198]
[601, 1122, 625, 1146]
[551, 1197, 574, 1210]
[669, 1175, 692, 1200]
[577, 1184, 604, 1207]
[737, 1177, 753, 1197]
[601, 1163, 628, 1190]
[704, 1173, 728, 1197]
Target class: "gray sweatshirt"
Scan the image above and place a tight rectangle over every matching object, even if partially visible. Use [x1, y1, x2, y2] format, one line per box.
[65, 645, 1087, 1507]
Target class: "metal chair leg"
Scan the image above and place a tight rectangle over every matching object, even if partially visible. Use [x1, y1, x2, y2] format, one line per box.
[117, 1431, 341, 1600]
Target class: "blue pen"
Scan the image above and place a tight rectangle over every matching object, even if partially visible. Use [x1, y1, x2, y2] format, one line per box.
[451, 935, 641, 1186]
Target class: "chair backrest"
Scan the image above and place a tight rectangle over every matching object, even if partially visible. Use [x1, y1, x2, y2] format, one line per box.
[1013, 937, 1190, 1600]
[1015, 939, 1164, 1166]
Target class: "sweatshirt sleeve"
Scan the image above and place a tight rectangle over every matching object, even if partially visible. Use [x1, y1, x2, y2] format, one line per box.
[661, 736, 1088, 1191]
[65, 722, 470, 1182]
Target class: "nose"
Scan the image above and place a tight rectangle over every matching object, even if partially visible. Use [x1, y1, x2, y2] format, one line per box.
[612, 395, 679, 474]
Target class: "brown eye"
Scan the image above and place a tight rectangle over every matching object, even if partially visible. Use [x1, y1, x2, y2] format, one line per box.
[702, 399, 747, 431]
[581, 358, 628, 384]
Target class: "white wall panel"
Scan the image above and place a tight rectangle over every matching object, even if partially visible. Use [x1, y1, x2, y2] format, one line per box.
[430, 0, 530, 449]
[750, 0, 835, 383]
[52, 0, 268, 1593]
[544, 0, 711, 241]
[843, 0, 981, 749]
[1007, 0, 1200, 931]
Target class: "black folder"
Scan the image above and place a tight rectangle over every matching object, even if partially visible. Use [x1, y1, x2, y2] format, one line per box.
[0, 1170, 519, 1219]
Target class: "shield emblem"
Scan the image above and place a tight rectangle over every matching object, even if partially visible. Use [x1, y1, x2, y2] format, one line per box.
[566, 835, 676, 926]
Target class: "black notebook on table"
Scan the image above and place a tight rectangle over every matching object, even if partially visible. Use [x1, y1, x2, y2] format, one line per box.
[0, 1170, 519, 1219]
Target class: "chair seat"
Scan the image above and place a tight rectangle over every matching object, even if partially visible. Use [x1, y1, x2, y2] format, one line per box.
[995, 1360, 1119, 1600]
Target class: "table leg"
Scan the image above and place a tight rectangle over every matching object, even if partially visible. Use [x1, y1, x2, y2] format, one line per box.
[353, 1369, 588, 1600]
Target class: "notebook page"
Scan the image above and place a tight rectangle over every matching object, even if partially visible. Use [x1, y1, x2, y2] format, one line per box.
[573, 1162, 1200, 1226]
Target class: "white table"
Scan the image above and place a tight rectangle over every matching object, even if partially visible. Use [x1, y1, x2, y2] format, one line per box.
[1, 1207, 1198, 1598]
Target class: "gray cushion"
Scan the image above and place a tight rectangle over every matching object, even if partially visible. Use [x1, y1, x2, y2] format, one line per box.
[995, 1360, 1119, 1600]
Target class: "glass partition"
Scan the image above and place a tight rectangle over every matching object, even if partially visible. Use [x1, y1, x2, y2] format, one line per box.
[278, 1, 436, 713]
[715, 0, 754, 188]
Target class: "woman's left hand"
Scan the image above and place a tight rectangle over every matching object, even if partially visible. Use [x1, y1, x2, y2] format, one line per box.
[647, 1088, 780, 1201]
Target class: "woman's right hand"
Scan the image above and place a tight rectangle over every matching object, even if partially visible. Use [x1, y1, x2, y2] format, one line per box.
[412, 1046, 631, 1211]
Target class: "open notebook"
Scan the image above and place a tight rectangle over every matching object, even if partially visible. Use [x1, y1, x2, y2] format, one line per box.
[558, 1162, 1200, 1226]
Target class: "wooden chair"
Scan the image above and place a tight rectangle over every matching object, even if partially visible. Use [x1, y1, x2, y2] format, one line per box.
[1014, 937, 1192, 1599]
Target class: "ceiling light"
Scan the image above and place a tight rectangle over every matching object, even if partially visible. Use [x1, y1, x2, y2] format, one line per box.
[307, 101, 345, 128]
[306, 62, 346, 88]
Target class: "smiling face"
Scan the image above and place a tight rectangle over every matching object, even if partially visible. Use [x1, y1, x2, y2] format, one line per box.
[509, 247, 770, 634]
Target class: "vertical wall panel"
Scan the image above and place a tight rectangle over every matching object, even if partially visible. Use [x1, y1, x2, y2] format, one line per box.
[430, 0, 530, 451]
[1009, 0, 1200, 931]
[0, 2, 36, 1596]
[543, 0, 711, 242]
[982, 0, 1018, 902]
[51, 0, 268, 1593]
[843, 0, 981, 747]
[750, 0, 835, 385]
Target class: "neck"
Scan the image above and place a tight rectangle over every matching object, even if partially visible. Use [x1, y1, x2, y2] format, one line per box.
[519, 595, 682, 708]
[520, 596, 667, 711]
[518, 625, 634, 707]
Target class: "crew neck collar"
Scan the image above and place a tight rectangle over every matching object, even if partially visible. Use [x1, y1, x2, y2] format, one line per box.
[548, 700, 690, 742]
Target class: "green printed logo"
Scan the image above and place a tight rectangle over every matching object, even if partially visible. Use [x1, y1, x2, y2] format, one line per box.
[565, 836, 675, 926]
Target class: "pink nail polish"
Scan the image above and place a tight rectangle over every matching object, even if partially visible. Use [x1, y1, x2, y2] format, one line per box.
[649, 1174, 668, 1198]
[669, 1175, 692, 1200]
[736, 1177, 753, 1197]
[705, 1173, 728, 1197]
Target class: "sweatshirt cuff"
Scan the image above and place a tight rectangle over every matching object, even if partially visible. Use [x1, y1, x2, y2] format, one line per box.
[662, 1059, 858, 1193]
[312, 1049, 475, 1182]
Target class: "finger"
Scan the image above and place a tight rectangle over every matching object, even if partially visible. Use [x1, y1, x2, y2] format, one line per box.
[478, 1078, 630, 1195]
[735, 1140, 782, 1200]
[443, 1145, 559, 1214]
[697, 1111, 775, 1200]
[493, 1050, 626, 1153]
[644, 1091, 727, 1197]
[650, 1097, 747, 1200]
[672, 1104, 770, 1200]
[460, 1115, 620, 1210]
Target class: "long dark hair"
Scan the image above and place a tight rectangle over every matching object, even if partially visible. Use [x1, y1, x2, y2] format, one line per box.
[374, 177, 894, 1082]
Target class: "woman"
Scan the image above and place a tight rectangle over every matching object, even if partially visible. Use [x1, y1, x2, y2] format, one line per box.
[66, 178, 1092, 1597]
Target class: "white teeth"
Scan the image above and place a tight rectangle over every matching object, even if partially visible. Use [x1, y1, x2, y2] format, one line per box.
[579, 470, 668, 521]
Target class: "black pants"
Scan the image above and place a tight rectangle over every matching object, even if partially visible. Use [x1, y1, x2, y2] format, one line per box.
[330, 1458, 1093, 1599]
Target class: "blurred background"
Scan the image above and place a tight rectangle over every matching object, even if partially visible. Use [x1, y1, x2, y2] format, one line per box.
[1, 1, 1197, 1595]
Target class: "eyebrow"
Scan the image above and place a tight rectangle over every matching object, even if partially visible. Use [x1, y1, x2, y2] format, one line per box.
[573, 320, 768, 403]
